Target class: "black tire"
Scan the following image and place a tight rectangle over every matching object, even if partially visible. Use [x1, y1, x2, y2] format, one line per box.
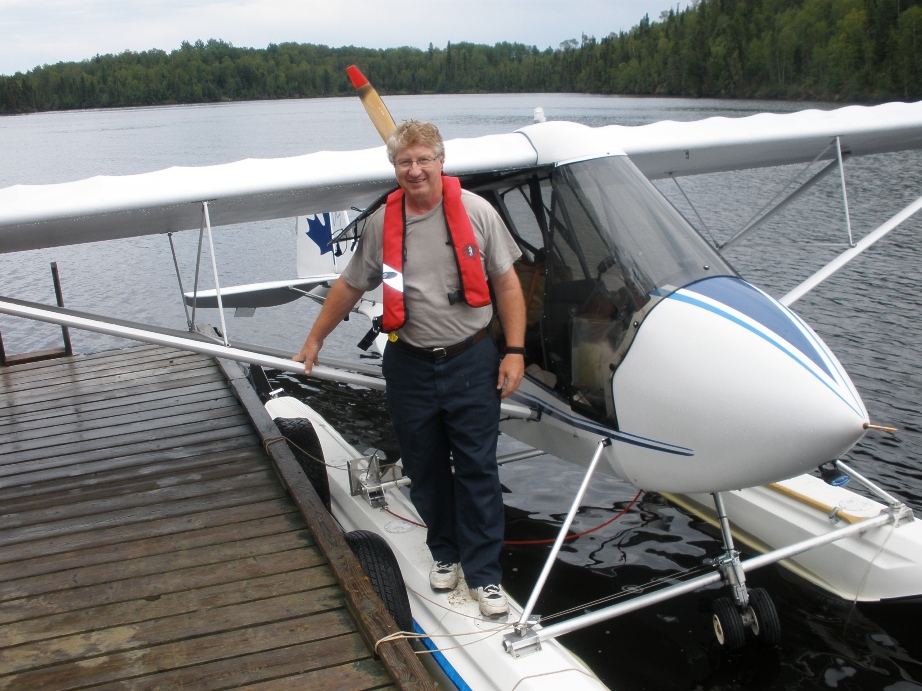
[275, 416, 331, 511]
[747, 587, 781, 648]
[344, 530, 413, 632]
[712, 597, 746, 652]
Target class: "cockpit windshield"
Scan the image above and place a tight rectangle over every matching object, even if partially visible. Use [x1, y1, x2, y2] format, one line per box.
[551, 155, 734, 305]
[464, 154, 734, 427]
[539, 155, 734, 425]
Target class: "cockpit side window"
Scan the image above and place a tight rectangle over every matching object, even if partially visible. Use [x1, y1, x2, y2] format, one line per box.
[470, 157, 732, 429]
[490, 175, 554, 376]
[543, 156, 735, 426]
[543, 172, 636, 424]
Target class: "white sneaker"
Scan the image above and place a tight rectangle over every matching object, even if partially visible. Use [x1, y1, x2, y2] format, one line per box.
[470, 584, 508, 616]
[429, 561, 460, 591]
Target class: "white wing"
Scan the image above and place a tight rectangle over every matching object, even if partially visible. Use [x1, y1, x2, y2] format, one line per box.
[1, 101, 920, 254]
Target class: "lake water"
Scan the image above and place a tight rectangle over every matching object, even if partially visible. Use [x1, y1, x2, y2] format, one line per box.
[1, 94, 921, 689]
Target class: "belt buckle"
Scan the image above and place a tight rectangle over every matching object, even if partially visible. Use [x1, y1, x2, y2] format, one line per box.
[431, 347, 447, 359]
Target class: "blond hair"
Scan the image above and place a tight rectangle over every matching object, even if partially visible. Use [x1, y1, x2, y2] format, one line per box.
[386, 119, 445, 164]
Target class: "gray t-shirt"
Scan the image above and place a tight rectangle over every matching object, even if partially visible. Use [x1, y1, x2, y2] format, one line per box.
[342, 189, 521, 347]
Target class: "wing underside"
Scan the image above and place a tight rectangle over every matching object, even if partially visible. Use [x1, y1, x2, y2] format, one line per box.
[1, 101, 919, 254]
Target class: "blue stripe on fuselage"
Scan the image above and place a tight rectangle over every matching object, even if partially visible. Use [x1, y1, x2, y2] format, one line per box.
[667, 290, 864, 418]
[684, 277, 834, 379]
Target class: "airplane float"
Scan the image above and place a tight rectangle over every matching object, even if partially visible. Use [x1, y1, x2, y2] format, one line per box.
[1, 67, 921, 689]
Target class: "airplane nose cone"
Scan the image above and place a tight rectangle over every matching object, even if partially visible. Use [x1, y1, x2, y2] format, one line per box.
[612, 276, 868, 493]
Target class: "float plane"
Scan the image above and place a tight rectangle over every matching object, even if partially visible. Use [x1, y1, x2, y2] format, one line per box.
[1, 68, 921, 689]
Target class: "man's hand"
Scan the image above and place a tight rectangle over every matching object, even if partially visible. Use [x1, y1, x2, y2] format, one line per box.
[293, 337, 322, 375]
[497, 353, 524, 398]
[292, 277, 365, 376]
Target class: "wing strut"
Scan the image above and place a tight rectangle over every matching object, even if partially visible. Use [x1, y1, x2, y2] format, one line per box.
[780, 191, 922, 306]
[0, 295, 537, 420]
[0, 294, 383, 388]
[669, 175, 719, 247]
[835, 136, 855, 247]
[720, 141, 845, 250]
[167, 231, 194, 330]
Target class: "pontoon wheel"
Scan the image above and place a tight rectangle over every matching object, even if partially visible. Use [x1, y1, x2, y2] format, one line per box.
[712, 597, 746, 652]
[746, 587, 781, 647]
[344, 530, 413, 632]
[275, 417, 331, 511]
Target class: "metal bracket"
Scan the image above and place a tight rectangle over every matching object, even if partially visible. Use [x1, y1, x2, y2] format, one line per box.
[715, 549, 748, 607]
[504, 616, 542, 658]
[885, 502, 914, 528]
[712, 492, 749, 606]
[348, 453, 388, 508]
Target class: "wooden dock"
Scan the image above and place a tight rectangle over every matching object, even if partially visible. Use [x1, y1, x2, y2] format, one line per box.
[0, 344, 432, 690]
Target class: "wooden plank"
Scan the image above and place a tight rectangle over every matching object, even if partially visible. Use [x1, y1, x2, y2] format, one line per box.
[0, 531, 320, 604]
[2, 563, 337, 642]
[0, 418, 257, 477]
[0, 347, 406, 690]
[0, 608, 357, 690]
[0, 350, 210, 392]
[0, 398, 244, 459]
[0, 587, 347, 674]
[0, 344, 161, 377]
[0, 360, 222, 407]
[0, 496, 297, 565]
[0, 347, 68, 367]
[236, 658, 394, 691]
[0, 456, 268, 516]
[0, 405, 249, 462]
[0, 398, 244, 456]
[0, 482, 286, 549]
[0, 386, 236, 437]
[0, 446, 264, 504]
[0, 434, 258, 491]
[90, 633, 376, 691]
[0, 346, 201, 388]
[216, 358, 435, 691]
[0, 507, 314, 580]
[0, 511, 306, 583]
[0, 519, 308, 605]
[0, 467, 278, 531]
[0, 372, 225, 421]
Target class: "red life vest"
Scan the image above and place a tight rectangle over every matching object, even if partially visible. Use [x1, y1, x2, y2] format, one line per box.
[381, 175, 491, 332]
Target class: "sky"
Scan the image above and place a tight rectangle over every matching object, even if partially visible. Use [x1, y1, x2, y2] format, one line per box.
[0, 0, 687, 76]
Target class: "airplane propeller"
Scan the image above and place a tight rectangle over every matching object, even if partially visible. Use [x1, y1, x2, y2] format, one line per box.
[346, 65, 397, 143]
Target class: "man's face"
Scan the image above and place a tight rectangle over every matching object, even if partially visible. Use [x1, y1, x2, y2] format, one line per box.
[394, 144, 444, 208]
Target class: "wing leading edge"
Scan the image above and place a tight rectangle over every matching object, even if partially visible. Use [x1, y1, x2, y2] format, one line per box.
[1, 101, 920, 254]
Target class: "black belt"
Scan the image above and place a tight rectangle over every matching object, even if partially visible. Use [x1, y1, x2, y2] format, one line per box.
[391, 327, 489, 360]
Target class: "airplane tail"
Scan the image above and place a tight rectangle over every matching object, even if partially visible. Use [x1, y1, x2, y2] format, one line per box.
[296, 211, 354, 278]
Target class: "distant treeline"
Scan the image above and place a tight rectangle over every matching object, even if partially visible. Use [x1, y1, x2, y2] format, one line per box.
[2, 0, 921, 114]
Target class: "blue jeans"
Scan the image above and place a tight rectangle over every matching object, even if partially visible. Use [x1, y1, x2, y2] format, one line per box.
[382, 335, 503, 588]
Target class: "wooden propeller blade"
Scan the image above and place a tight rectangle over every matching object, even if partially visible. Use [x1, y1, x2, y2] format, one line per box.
[347, 65, 397, 143]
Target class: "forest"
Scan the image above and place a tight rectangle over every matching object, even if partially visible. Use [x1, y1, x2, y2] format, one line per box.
[2, 0, 920, 114]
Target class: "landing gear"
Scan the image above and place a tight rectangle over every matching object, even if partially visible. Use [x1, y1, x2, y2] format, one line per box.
[712, 597, 746, 652]
[710, 493, 781, 651]
[746, 587, 781, 647]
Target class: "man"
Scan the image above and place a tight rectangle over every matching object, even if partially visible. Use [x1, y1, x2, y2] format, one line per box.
[294, 119, 526, 618]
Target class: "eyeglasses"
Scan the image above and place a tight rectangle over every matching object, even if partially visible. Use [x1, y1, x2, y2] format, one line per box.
[394, 156, 440, 170]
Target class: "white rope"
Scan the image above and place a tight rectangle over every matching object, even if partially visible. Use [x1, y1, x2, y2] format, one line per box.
[262, 435, 353, 471]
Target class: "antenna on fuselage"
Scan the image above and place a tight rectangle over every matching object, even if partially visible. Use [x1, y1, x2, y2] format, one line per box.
[346, 65, 397, 143]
